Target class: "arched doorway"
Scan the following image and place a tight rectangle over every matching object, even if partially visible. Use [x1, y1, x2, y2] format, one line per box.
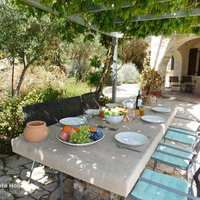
[151, 35, 200, 94]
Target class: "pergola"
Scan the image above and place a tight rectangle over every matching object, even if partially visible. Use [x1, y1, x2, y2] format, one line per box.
[20, 0, 200, 101]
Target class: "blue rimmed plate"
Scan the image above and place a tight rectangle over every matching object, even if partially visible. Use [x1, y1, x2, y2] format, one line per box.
[56, 129, 105, 146]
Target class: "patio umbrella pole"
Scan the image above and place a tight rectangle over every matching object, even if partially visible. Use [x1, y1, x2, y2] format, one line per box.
[112, 37, 118, 102]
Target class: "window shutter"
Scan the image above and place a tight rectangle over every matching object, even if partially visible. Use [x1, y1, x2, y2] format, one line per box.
[188, 48, 197, 75]
[198, 51, 200, 76]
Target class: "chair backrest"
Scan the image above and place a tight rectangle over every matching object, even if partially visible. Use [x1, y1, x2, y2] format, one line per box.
[57, 96, 83, 118]
[23, 101, 60, 126]
[169, 76, 179, 83]
[181, 76, 192, 83]
[193, 167, 200, 197]
[81, 92, 100, 109]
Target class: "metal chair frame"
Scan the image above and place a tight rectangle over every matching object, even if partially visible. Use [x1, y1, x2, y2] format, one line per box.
[169, 76, 181, 92]
[127, 167, 200, 200]
[181, 76, 195, 93]
[164, 127, 199, 149]
[151, 142, 199, 179]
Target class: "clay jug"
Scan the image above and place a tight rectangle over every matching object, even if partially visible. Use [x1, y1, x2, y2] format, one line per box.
[23, 121, 49, 142]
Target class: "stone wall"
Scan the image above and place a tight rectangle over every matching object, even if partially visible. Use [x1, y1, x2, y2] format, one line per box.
[150, 35, 200, 94]
[73, 179, 124, 200]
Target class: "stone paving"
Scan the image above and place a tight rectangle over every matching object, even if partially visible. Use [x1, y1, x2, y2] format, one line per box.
[1, 89, 200, 200]
[0, 154, 74, 200]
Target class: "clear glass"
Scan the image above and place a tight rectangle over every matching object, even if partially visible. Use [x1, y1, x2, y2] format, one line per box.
[83, 108, 92, 124]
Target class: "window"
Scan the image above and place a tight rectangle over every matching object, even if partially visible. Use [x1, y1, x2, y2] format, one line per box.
[171, 55, 174, 70]
[188, 48, 200, 76]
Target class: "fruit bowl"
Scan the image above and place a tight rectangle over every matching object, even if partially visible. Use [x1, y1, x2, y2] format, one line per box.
[56, 125, 104, 146]
[104, 115, 123, 124]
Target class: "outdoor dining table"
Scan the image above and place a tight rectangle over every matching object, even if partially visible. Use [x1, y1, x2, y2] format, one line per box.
[12, 101, 177, 198]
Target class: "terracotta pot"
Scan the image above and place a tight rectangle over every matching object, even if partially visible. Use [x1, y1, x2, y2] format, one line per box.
[23, 121, 49, 142]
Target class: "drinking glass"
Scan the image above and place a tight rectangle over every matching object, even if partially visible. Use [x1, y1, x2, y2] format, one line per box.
[83, 109, 92, 124]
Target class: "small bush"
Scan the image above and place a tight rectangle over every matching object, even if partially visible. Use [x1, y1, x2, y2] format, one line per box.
[86, 71, 103, 88]
[117, 63, 140, 85]
[0, 96, 25, 153]
[62, 79, 90, 97]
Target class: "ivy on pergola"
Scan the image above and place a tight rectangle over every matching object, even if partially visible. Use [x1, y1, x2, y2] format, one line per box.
[15, 0, 200, 101]
[18, 0, 200, 37]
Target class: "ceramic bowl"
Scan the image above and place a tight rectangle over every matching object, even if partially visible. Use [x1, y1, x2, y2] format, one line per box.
[104, 115, 123, 124]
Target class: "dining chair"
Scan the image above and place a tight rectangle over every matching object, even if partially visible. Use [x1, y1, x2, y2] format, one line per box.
[169, 76, 181, 93]
[181, 76, 195, 93]
[128, 167, 200, 200]
[57, 96, 83, 118]
[164, 126, 199, 149]
[150, 125, 200, 179]
[81, 92, 100, 109]
[151, 142, 198, 179]
[23, 101, 60, 126]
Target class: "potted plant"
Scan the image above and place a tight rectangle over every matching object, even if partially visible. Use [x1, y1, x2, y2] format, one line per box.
[139, 66, 164, 96]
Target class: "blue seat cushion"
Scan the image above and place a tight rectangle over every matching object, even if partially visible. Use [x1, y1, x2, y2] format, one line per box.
[164, 130, 196, 146]
[130, 169, 189, 200]
[151, 143, 193, 169]
[169, 127, 198, 136]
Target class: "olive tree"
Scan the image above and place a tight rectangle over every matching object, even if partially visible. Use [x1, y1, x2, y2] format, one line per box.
[0, 3, 79, 95]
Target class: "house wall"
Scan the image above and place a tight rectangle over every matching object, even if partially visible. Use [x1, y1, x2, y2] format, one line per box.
[150, 35, 200, 94]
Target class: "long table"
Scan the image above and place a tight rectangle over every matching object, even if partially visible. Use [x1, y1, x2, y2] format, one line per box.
[12, 103, 177, 197]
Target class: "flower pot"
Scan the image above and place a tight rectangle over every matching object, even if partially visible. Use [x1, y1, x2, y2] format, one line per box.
[23, 121, 49, 142]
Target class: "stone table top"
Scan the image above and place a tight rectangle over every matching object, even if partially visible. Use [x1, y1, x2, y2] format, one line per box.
[12, 102, 177, 197]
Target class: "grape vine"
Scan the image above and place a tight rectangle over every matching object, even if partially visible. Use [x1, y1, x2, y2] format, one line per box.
[14, 0, 200, 37]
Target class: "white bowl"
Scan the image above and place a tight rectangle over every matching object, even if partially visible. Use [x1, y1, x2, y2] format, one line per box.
[105, 103, 122, 107]
[104, 115, 123, 123]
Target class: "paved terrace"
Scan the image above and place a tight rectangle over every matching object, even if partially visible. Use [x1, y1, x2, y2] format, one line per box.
[0, 84, 200, 200]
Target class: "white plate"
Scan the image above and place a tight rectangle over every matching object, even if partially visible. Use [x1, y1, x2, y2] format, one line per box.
[106, 103, 122, 107]
[141, 115, 166, 123]
[115, 132, 149, 146]
[59, 117, 86, 126]
[152, 106, 171, 113]
[56, 130, 104, 146]
[85, 109, 99, 115]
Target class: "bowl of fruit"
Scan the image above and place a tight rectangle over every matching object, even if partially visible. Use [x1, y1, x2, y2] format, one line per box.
[57, 125, 104, 146]
[104, 106, 127, 124]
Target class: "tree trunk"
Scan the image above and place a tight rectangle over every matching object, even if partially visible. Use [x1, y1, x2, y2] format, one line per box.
[11, 57, 15, 97]
[15, 53, 39, 95]
[15, 65, 29, 95]
[96, 41, 115, 95]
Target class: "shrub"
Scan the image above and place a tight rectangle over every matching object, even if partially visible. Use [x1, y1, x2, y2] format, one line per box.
[62, 79, 90, 97]
[0, 96, 25, 153]
[117, 63, 140, 85]
[139, 66, 164, 95]
[23, 85, 63, 104]
[86, 71, 103, 88]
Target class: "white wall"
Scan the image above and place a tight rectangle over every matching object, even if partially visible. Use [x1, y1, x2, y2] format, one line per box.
[150, 35, 200, 94]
